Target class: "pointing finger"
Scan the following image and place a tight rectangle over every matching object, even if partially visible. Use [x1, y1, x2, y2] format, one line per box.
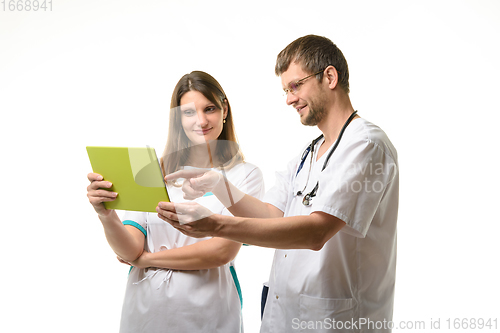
[164, 168, 208, 181]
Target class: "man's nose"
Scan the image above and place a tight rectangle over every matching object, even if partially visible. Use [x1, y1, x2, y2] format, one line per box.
[286, 92, 299, 106]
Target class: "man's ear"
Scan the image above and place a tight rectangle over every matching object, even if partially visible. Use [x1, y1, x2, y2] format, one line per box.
[324, 66, 339, 90]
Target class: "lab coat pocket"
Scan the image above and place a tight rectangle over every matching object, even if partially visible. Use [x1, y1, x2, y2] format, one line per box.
[298, 294, 356, 332]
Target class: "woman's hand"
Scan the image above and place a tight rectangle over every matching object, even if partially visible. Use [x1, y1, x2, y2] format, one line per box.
[117, 252, 152, 270]
[87, 172, 118, 217]
[117, 256, 131, 266]
[165, 169, 223, 200]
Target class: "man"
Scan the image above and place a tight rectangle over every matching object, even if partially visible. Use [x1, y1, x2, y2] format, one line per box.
[158, 35, 399, 332]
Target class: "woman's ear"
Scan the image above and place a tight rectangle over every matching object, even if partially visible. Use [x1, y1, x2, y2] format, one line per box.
[324, 66, 339, 90]
[223, 99, 229, 119]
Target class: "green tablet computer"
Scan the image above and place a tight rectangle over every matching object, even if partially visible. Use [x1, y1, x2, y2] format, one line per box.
[86, 146, 170, 212]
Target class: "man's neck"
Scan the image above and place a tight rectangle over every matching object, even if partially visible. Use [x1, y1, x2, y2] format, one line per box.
[317, 99, 357, 147]
[315, 107, 357, 161]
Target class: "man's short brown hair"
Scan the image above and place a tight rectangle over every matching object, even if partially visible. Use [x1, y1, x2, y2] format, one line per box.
[275, 35, 350, 93]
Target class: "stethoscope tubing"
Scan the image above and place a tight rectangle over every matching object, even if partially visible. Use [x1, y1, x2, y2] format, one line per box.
[295, 111, 358, 206]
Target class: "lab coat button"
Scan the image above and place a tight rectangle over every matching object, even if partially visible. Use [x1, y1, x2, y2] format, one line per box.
[275, 295, 279, 300]
[284, 254, 287, 258]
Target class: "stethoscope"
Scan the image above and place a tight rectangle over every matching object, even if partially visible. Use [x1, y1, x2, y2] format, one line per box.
[295, 110, 358, 206]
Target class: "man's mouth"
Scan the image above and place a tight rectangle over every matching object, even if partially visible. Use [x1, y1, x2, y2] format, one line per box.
[296, 105, 307, 114]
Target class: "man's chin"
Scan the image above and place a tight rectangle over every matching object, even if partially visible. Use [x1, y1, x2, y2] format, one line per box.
[301, 114, 319, 126]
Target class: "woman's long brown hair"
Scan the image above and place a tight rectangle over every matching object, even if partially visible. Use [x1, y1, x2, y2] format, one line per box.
[160, 71, 244, 184]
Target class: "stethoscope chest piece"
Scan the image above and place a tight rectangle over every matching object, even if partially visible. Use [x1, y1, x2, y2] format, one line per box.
[301, 183, 317, 206]
[302, 194, 312, 206]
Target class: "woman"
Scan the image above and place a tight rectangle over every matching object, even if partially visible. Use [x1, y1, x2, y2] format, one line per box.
[87, 71, 264, 332]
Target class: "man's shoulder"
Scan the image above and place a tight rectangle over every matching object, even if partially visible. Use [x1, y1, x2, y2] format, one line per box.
[349, 118, 398, 160]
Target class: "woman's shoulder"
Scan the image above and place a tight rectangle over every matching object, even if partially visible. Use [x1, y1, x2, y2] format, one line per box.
[226, 160, 261, 174]
[223, 161, 262, 183]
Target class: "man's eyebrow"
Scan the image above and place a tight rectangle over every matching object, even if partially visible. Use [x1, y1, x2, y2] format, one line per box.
[282, 79, 294, 89]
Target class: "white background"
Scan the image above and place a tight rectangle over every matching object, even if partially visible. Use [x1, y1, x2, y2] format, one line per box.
[1, 0, 499, 332]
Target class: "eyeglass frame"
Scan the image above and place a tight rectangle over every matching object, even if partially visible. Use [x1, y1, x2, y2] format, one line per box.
[283, 66, 332, 96]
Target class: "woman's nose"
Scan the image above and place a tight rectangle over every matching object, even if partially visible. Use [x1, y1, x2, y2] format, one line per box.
[197, 112, 209, 127]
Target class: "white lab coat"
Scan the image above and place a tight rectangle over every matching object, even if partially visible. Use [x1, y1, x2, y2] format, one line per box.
[119, 162, 264, 333]
[261, 118, 399, 333]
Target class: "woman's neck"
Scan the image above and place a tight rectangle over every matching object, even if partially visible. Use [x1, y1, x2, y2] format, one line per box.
[185, 141, 219, 168]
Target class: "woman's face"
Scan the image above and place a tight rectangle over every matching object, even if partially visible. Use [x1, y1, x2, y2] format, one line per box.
[180, 90, 227, 146]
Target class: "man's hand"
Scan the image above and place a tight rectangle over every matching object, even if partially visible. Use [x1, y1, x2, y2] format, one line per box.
[165, 169, 223, 200]
[156, 201, 219, 238]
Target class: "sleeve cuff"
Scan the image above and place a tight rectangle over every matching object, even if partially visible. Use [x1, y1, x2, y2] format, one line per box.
[123, 220, 147, 237]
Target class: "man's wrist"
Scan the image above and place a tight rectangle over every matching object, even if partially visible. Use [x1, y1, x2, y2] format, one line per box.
[211, 213, 225, 237]
[211, 172, 226, 197]
[212, 214, 236, 239]
[211, 174, 235, 207]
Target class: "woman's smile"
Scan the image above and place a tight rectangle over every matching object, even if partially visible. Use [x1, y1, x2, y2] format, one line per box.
[194, 127, 213, 135]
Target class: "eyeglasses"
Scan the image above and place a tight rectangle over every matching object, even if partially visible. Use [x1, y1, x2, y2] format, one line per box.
[283, 68, 326, 96]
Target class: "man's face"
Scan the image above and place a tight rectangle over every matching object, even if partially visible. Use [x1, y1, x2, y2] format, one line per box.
[281, 62, 328, 126]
